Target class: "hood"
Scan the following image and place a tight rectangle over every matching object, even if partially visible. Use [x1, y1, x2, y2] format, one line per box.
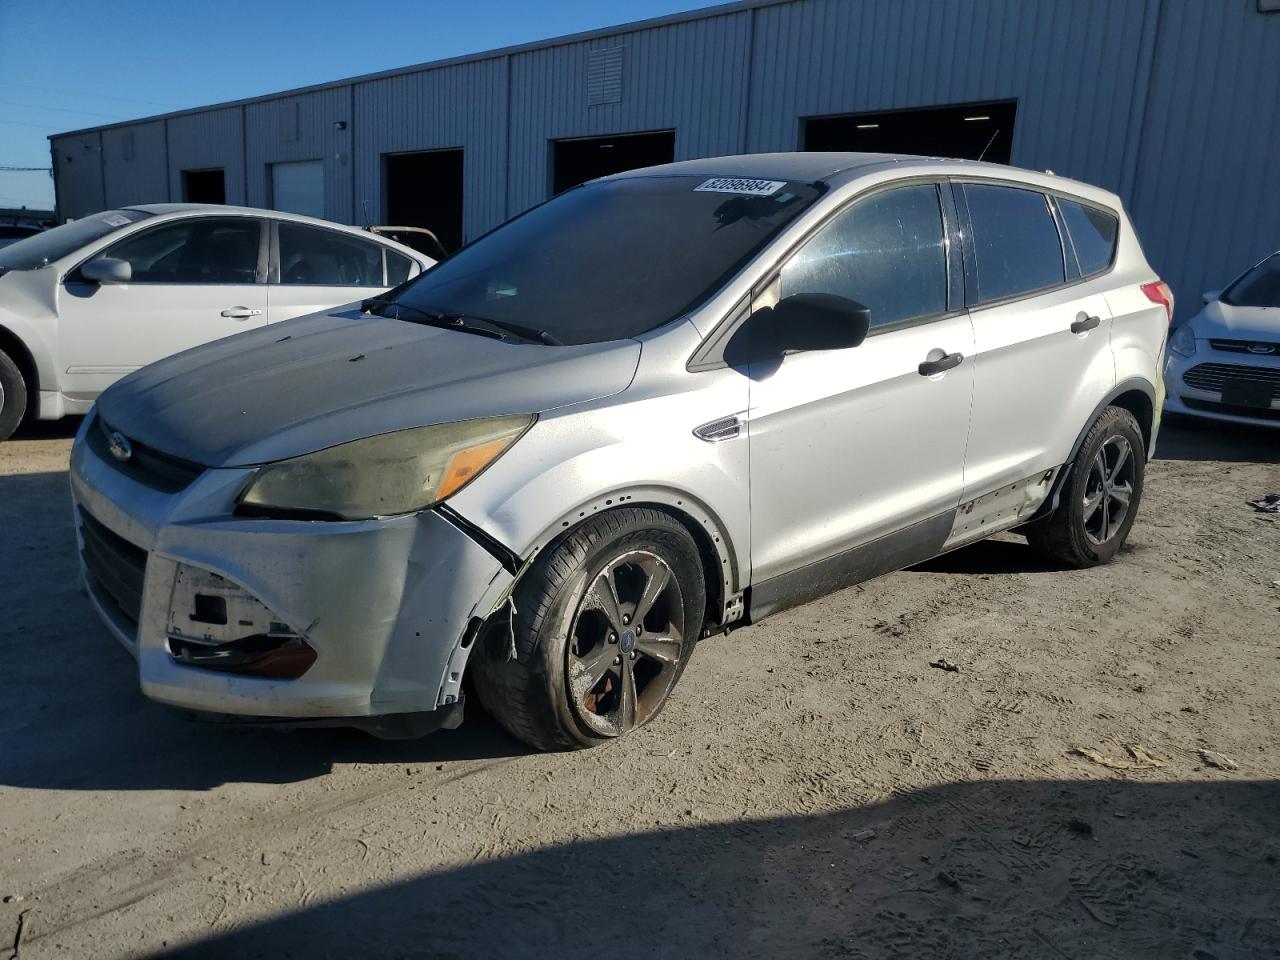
[96, 308, 641, 467]
[1190, 300, 1280, 343]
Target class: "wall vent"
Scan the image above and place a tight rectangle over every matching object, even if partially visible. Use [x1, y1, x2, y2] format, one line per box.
[587, 47, 624, 106]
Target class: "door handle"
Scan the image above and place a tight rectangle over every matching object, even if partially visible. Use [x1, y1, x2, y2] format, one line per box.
[1071, 312, 1101, 334]
[918, 351, 964, 377]
[220, 307, 262, 320]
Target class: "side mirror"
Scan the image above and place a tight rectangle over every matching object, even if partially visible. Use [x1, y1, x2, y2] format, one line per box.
[80, 257, 132, 284]
[1202, 289, 1221, 305]
[726, 293, 871, 365]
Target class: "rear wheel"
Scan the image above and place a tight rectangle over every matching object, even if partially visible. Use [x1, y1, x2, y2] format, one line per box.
[473, 508, 705, 751]
[0, 350, 28, 442]
[1028, 406, 1145, 568]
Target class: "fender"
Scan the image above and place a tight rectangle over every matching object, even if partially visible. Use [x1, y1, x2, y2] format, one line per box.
[0, 319, 52, 417]
[1028, 376, 1156, 524]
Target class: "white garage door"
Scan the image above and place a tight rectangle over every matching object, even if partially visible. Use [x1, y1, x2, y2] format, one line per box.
[270, 160, 324, 219]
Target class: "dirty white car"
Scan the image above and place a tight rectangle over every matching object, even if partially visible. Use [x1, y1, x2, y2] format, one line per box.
[1164, 250, 1280, 427]
[0, 204, 430, 439]
[70, 154, 1171, 750]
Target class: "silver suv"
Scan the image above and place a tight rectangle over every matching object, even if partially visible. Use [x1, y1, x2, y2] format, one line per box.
[70, 153, 1171, 750]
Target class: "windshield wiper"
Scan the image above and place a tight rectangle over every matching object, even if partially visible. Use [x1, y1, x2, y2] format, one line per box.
[365, 299, 559, 345]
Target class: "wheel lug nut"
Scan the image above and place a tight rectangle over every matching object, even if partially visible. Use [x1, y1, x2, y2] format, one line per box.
[629, 651, 636, 660]
[609, 632, 617, 643]
[622, 615, 630, 625]
[614, 656, 622, 665]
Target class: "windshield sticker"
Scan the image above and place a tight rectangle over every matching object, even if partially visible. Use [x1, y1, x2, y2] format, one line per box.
[694, 178, 787, 197]
[100, 214, 132, 227]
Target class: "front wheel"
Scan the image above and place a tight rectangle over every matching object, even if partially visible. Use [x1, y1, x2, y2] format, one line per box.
[0, 350, 29, 442]
[473, 508, 705, 751]
[1027, 406, 1146, 568]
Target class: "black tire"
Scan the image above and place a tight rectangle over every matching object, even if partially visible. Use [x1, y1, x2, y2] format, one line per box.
[1027, 406, 1146, 568]
[472, 507, 706, 751]
[0, 350, 28, 442]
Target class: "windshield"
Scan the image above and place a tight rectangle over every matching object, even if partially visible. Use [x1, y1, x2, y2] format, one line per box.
[389, 175, 822, 344]
[1222, 253, 1280, 308]
[0, 209, 152, 271]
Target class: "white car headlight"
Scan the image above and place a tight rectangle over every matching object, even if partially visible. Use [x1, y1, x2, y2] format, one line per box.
[1168, 324, 1196, 358]
[237, 415, 534, 521]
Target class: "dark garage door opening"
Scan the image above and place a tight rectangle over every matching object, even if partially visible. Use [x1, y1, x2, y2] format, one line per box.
[384, 149, 464, 253]
[182, 168, 225, 204]
[803, 100, 1017, 164]
[552, 131, 675, 195]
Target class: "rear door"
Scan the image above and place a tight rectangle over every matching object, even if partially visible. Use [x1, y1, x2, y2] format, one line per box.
[267, 221, 402, 322]
[955, 182, 1116, 503]
[56, 215, 268, 402]
[746, 181, 975, 601]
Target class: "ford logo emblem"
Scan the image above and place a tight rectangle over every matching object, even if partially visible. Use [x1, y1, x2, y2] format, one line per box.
[1247, 343, 1275, 355]
[108, 431, 133, 462]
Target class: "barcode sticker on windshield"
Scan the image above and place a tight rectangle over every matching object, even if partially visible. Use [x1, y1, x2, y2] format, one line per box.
[694, 178, 787, 196]
[100, 214, 132, 227]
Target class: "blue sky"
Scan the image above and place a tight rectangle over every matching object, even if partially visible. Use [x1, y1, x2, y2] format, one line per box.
[0, 0, 711, 210]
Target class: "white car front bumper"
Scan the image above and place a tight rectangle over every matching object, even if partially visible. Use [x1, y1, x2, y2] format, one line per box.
[1162, 346, 1280, 428]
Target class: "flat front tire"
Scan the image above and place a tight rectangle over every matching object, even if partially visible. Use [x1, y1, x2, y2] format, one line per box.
[0, 350, 28, 442]
[1027, 406, 1146, 568]
[473, 508, 705, 751]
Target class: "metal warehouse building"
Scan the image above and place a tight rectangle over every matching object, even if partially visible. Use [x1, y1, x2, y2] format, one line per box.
[50, 0, 1280, 319]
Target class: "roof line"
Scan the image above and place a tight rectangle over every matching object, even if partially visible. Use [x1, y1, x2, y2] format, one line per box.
[49, 0, 790, 140]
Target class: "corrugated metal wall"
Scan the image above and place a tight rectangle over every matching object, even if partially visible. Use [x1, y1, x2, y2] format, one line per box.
[506, 9, 753, 217]
[100, 120, 167, 207]
[49, 0, 1280, 316]
[167, 107, 247, 205]
[1128, 0, 1280, 309]
[353, 56, 508, 239]
[244, 87, 354, 222]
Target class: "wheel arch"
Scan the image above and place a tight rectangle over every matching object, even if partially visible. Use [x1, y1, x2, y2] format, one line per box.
[0, 322, 40, 417]
[1028, 377, 1155, 524]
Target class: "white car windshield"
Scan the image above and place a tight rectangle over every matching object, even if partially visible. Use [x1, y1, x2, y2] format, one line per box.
[0, 209, 153, 271]
[1223, 253, 1280, 308]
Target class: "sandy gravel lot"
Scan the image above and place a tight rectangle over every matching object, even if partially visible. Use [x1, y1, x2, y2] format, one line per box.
[2, 416, 1278, 959]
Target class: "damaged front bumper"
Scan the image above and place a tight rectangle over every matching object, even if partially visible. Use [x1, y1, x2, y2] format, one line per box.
[69, 416, 515, 733]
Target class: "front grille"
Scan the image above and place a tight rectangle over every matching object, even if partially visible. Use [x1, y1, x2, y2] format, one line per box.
[86, 416, 205, 493]
[1209, 338, 1280, 356]
[1182, 362, 1280, 400]
[79, 508, 148, 627]
[1181, 397, 1280, 422]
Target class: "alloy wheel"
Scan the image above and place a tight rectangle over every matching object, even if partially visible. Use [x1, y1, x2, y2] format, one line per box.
[566, 549, 686, 737]
[1083, 434, 1135, 546]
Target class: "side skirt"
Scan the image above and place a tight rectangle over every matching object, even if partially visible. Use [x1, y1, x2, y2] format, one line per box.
[747, 511, 955, 623]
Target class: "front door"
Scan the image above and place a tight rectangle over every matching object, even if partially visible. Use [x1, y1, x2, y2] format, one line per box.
[57, 216, 268, 402]
[747, 183, 974, 609]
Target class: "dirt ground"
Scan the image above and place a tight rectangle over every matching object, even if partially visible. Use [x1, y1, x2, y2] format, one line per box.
[2, 416, 1278, 960]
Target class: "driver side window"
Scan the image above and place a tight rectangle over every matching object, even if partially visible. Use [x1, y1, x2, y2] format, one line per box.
[101, 218, 262, 284]
[780, 184, 948, 330]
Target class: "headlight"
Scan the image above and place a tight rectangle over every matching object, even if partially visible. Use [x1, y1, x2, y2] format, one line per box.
[237, 415, 533, 520]
[1168, 324, 1196, 358]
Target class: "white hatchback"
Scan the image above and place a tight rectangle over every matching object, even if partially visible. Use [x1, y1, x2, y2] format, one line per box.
[0, 204, 432, 439]
[1164, 251, 1280, 428]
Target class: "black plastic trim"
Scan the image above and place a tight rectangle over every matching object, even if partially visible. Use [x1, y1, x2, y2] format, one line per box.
[747, 510, 954, 623]
[435, 503, 521, 575]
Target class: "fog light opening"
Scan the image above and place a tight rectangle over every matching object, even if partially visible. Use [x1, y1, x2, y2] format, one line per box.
[168, 633, 317, 680]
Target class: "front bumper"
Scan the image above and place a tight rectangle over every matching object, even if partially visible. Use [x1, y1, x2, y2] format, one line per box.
[1162, 349, 1280, 428]
[69, 416, 514, 724]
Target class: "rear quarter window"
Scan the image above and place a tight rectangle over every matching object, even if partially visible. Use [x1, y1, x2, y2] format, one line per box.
[1059, 199, 1118, 276]
[961, 183, 1065, 305]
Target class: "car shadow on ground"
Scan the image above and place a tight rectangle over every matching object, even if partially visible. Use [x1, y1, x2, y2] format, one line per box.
[142, 778, 1280, 959]
[11, 415, 83, 441]
[0, 469, 533, 793]
[1155, 415, 1280, 463]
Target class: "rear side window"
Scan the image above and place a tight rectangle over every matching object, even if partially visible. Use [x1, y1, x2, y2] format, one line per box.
[102, 218, 260, 284]
[278, 222, 384, 286]
[780, 184, 948, 329]
[961, 184, 1064, 304]
[1059, 199, 1118, 276]
[385, 250, 414, 285]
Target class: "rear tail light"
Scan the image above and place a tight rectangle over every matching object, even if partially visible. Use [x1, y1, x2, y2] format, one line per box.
[1141, 280, 1174, 324]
